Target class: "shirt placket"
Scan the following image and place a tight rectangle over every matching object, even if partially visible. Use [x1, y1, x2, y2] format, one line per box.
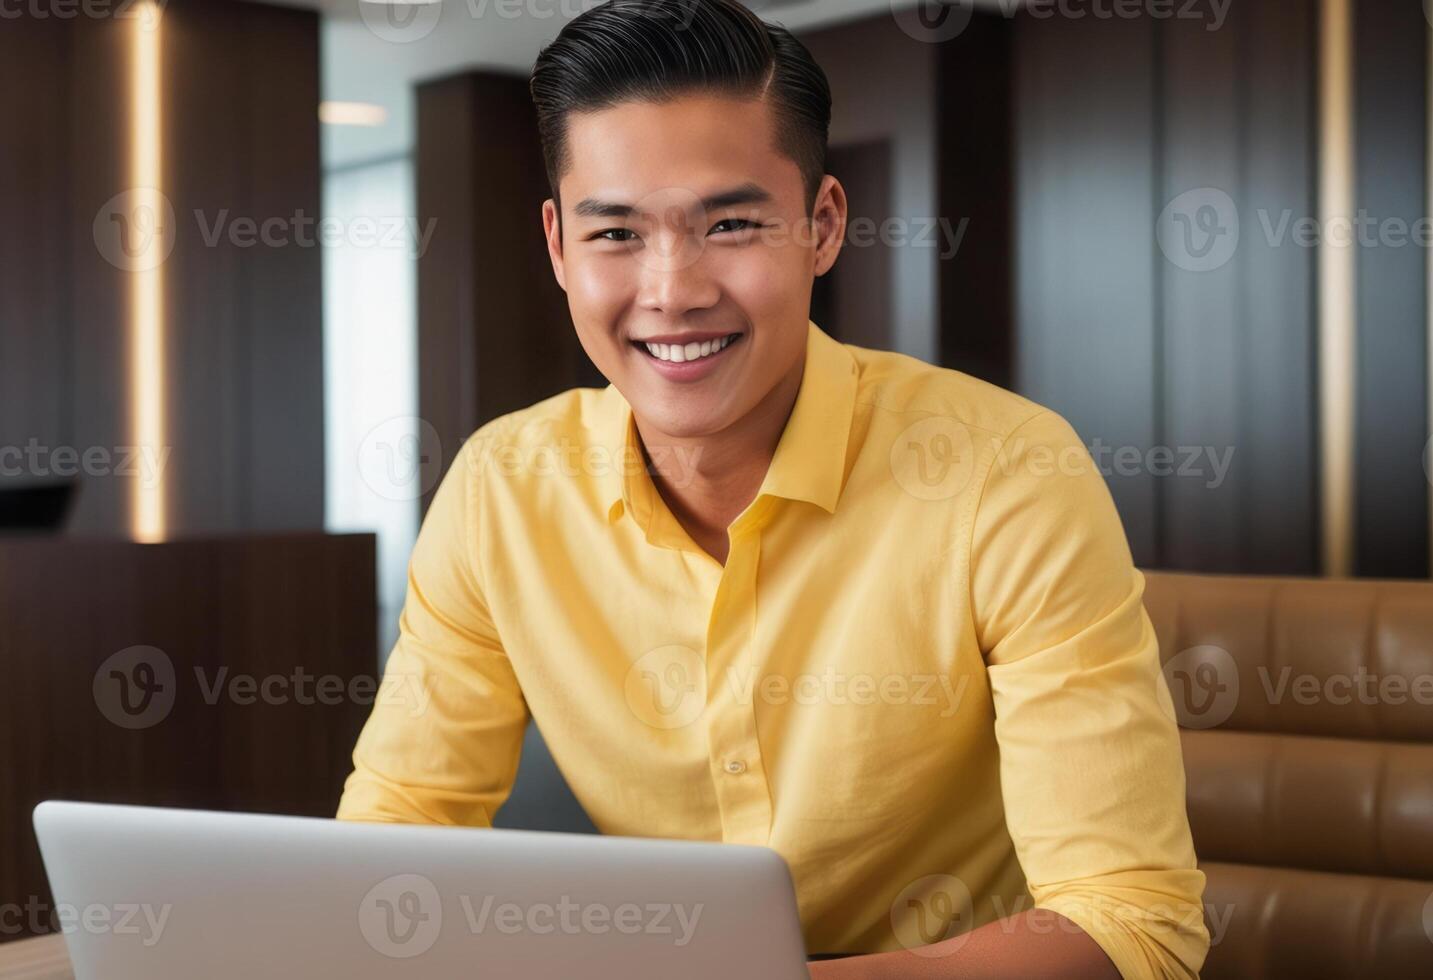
[701, 517, 772, 846]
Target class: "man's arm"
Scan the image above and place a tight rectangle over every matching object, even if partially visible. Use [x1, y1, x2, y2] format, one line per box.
[336, 432, 529, 827]
[817, 410, 1208, 979]
[808, 910, 1119, 979]
[962, 410, 1208, 978]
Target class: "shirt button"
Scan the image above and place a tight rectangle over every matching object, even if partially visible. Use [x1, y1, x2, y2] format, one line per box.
[724, 760, 746, 774]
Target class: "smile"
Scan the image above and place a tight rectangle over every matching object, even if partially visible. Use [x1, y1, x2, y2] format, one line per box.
[637, 333, 741, 363]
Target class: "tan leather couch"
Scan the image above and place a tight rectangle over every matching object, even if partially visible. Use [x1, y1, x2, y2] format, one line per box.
[1142, 571, 1433, 978]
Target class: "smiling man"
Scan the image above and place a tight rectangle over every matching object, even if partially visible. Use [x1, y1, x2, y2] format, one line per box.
[335, 1, 1209, 977]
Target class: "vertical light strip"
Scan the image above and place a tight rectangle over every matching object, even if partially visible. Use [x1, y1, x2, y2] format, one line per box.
[1318, 0, 1355, 577]
[1427, 21, 1433, 577]
[131, 2, 165, 542]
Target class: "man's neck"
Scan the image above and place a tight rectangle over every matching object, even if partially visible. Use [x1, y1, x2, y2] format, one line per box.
[633, 355, 806, 566]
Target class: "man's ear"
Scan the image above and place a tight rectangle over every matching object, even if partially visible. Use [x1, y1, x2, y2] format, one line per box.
[811, 175, 848, 278]
[542, 198, 567, 292]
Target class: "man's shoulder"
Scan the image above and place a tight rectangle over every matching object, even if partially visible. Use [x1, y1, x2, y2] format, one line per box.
[452, 386, 624, 497]
[845, 342, 1064, 445]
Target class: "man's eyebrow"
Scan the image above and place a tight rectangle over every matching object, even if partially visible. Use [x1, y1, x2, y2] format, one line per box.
[571, 182, 774, 219]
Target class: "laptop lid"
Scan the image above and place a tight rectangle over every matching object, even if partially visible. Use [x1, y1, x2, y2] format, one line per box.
[33, 800, 810, 980]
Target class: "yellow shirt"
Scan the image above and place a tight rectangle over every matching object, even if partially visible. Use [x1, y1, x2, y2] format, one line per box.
[336, 320, 1209, 979]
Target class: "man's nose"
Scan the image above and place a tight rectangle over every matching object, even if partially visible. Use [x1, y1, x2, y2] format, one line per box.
[634, 223, 720, 314]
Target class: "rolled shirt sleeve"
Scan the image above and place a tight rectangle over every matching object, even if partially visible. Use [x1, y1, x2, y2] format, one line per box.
[336, 431, 529, 828]
[969, 410, 1210, 979]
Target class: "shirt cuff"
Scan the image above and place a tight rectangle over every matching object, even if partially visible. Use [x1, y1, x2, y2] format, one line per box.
[1033, 870, 1210, 980]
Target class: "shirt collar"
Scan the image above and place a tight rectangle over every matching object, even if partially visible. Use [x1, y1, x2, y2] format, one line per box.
[597, 318, 859, 527]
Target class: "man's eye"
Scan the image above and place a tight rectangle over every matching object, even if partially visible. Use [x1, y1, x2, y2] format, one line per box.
[712, 218, 759, 234]
[594, 228, 636, 242]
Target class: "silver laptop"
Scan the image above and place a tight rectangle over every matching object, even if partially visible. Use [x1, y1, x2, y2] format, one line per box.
[33, 800, 809, 979]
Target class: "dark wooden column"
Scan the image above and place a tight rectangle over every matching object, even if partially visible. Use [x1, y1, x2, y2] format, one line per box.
[162, 0, 325, 533]
[1352, 0, 1429, 578]
[416, 71, 596, 505]
[935, 11, 1014, 388]
[1, 13, 130, 534]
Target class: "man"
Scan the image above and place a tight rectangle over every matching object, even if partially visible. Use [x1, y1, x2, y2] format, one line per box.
[337, 1, 1209, 976]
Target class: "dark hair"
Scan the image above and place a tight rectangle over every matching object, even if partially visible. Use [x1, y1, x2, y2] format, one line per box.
[529, 0, 832, 220]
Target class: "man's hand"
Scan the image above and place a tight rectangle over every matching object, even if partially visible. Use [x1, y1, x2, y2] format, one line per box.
[807, 910, 1120, 980]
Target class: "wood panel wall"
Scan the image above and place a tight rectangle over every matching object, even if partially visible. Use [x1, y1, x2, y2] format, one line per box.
[0, 533, 377, 943]
[1012, 3, 1323, 574]
[0, 0, 324, 537]
[1012, 9, 1164, 568]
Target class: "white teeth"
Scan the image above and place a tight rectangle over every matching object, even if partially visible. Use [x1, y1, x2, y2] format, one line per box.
[642, 334, 736, 363]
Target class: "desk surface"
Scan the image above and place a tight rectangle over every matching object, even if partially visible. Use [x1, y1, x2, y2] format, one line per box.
[0, 935, 72, 979]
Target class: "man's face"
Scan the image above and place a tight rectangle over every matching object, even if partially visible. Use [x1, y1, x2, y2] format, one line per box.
[542, 93, 844, 440]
